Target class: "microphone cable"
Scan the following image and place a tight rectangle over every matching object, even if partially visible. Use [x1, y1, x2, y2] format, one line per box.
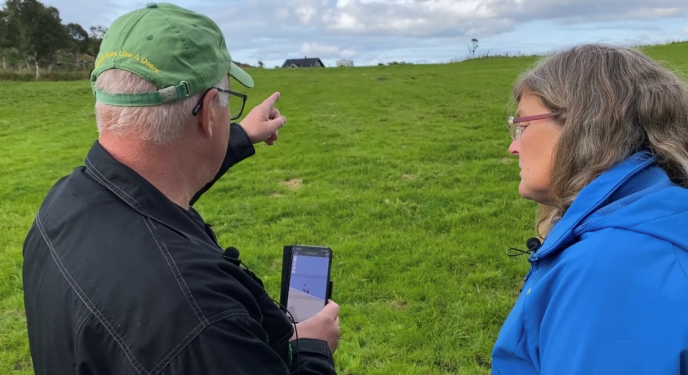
[506, 237, 542, 257]
[219, 250, 301, 375]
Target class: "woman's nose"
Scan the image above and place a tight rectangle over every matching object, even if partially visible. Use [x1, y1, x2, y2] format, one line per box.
[508, 139, 519, 156]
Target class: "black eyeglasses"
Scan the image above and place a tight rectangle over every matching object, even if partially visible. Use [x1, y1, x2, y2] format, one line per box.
[192, 87, 247, 121]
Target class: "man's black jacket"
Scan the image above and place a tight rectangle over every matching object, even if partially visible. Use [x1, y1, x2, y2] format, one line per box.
[22, 123, 336, 375]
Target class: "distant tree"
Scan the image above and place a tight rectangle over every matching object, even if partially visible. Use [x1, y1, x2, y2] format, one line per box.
[41, 5, 72, 72]
[3, 0, 71, 78]
[468, 38, 479, 59]
[65, 22, 90, 67]
[0, 0, 111, 76]
[0, 10, 13, 69]
[87, 25, 107, 56]
[258, 60, 264, 68]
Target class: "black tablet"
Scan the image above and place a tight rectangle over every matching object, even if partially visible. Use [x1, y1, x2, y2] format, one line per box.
[280, 245, 333, 323]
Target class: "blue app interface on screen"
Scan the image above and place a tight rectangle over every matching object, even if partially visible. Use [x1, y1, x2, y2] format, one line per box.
[287, 248, 330, 322]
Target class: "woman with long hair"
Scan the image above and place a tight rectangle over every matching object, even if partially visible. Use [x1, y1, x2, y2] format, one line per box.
[492, 44, 688, 374]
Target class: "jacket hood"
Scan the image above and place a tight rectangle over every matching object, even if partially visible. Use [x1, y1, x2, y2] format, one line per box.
[533, 150, 688, 262]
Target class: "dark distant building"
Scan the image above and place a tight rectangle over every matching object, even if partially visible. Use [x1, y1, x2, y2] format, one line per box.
[281, 57, 325, 68]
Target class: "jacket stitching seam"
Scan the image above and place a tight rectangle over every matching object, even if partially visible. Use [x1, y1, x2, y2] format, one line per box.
[672, 243, 688, 280]
[627, 210, 688, 229]
[85, 167, 200, 245]
[150, 310, 252, 374]
[142, 216, 209, 326]
[576, 185, 673, 235]
[271, 331, 293, 349]
[74, 306, 91, 335]
[521, 287, 532, 363]
[85, 159, 148, 214]
[73, 308, 93, 352]
[619, 227, 688, 279]
[256, 292, 269, 303]
[35, 214, 148, 375]
[149, 321, 206, 374]
[206, 309, 252, 324]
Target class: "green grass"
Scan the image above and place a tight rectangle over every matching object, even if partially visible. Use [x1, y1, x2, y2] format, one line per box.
[2, 41, 688, 374]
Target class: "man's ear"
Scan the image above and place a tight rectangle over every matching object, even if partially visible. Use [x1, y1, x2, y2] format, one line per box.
[197, 89, 218, 138]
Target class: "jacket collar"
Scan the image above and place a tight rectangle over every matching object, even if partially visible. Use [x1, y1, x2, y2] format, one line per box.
[83, 140, 215, 246]
[532, 150, 658, 262]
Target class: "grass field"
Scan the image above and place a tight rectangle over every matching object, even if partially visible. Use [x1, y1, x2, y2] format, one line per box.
[2, 41, 688, 375]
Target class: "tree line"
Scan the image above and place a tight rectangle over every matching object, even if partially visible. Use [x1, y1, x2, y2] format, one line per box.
[0, 0, 107, 78]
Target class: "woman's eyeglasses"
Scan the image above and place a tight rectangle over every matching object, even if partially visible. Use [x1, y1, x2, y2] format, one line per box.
[506, 113, 557, 140]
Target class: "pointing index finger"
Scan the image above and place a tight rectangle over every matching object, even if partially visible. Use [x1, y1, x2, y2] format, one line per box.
[264, 92, 281, 107]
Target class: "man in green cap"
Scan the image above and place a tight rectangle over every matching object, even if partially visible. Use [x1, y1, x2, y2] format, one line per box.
[22, 3, 340, 375]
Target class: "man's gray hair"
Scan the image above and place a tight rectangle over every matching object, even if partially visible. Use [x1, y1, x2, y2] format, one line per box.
[94, 69, 229, 145]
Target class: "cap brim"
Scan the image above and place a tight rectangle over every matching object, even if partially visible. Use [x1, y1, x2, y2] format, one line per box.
[229, 61, 254, 88]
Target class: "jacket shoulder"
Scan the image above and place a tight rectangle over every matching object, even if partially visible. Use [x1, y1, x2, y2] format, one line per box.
[553, 227, 687, 287]
[23, 168, 275, 374]
[525, 229, 688, 374]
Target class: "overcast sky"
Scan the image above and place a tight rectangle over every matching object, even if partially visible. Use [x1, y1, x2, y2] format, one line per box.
[22, 0, 688, 67]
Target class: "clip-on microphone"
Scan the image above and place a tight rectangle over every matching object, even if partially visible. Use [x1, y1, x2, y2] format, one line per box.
[506, 237, 542, 257]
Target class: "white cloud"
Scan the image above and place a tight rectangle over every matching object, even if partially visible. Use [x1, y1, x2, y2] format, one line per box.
[29, 0, 688, 68]
[276, 8, 289, 22]
[330, 12, 363, 30]
[300, 42, 357, 59]
[301, 42, 339, 57]
[42, 0, 688, 40]
[341, 49, 357, 59]
[296, 6, 317, 23]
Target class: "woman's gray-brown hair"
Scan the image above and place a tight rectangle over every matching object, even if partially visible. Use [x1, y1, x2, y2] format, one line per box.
[511, 43, 688, 239]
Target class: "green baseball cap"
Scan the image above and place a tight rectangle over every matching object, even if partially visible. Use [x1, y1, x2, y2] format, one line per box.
[91, 2, 253, 106]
